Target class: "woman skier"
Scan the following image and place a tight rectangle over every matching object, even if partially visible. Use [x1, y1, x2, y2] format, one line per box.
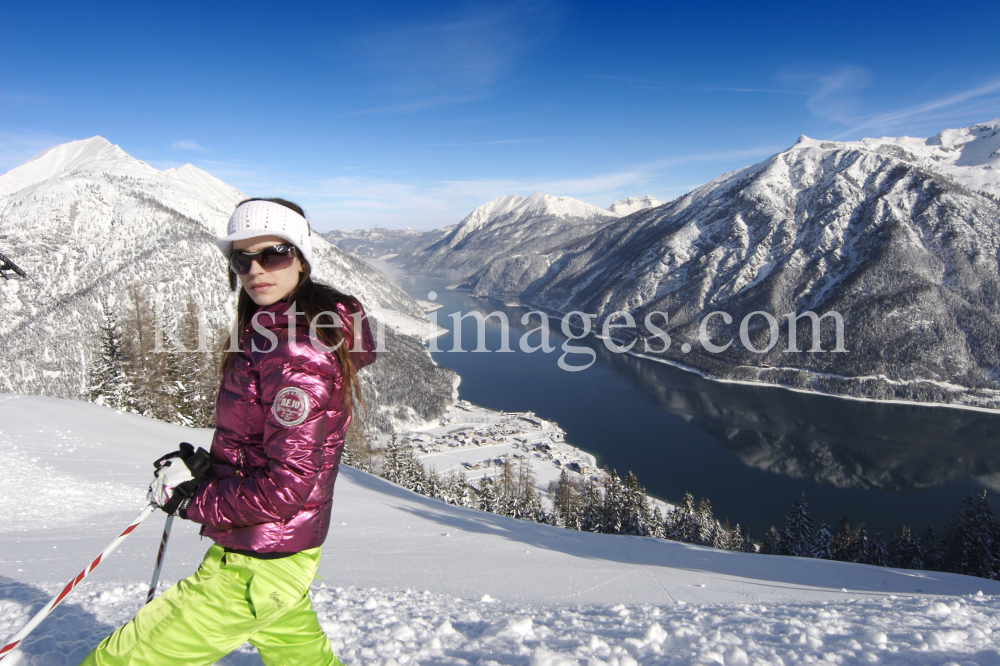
[82, 198, 376, 665]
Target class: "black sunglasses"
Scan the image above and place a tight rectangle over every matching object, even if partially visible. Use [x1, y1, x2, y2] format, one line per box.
[228, 243, 298, 275]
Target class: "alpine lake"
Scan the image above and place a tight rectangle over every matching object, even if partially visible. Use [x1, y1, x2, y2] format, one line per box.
[399, 277, 1000, 537]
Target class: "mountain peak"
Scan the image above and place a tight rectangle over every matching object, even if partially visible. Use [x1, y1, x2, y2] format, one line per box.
[0, 136, 131, 198]
[459, 192, 613, 232]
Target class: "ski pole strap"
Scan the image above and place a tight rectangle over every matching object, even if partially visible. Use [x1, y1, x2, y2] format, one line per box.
[0, 503, 157, 662]
[147, 513, 175, 604]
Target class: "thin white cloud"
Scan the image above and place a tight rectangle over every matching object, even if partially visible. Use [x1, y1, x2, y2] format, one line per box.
[170, 139, 211, 153]
[582, 74, 674, 91]
[775, 64, 1000, 138]
[645, 146, 784, 170]
[410, 139, 543, 147]
[587, 76, 809, 95]
[337, 2, 558, 115]
[335, 92, 491, 118]
[701, 87, 808, 95]
[805, 67, 872, 124]
[834, 77, 1000, 138]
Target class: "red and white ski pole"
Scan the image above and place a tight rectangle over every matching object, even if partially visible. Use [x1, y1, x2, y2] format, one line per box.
[146, 513, 175, 604]
[0, 503, 157, 662]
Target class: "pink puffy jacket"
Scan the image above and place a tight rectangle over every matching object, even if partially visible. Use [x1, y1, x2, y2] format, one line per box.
[184, 298, 376, 554]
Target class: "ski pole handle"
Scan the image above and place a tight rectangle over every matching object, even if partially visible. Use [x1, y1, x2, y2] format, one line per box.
[146, 513, 175, 604]
[0, 503, 158, 662]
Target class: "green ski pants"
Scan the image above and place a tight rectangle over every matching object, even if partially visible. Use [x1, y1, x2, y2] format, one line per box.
[80, 544, 341, 665]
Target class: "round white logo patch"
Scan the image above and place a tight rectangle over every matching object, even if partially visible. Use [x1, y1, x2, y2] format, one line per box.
[272, 387, 310, 427]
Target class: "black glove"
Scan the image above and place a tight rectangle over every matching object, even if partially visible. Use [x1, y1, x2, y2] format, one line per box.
[149, 442, 211, 516]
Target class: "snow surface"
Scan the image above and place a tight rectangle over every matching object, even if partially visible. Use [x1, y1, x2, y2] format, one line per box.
[794, 118, 1000, 197]
[380, 399, 601, 504]
[3, 394, 1000, 666]
[0, 138, 127, 200]
[607, 196, 663, 216]
[459, 193, 615, 234]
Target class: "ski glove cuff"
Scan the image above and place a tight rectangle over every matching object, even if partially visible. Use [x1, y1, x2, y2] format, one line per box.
[147, 442, 211, 515]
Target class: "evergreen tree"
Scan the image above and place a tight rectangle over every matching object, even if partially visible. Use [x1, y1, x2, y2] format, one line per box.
[601, 470, 626, 535]
[871, 532, 891, 567]
[811, 519, 835, 559]
[664, 493, 697, 543]
[441, 470, 476, 508]
[832, 517, 853, 561]
[621, 471, 652, 537]
[512, 459, 546, 522]
[848, 523, 872, 564]
[694, 498, 716, 547]
[740, 524, 757, 553]
[476, 476, 501, 514]
[889, 526, 924, 570]
[782, 492, 814, 557]
[710, 521, 730, 550]
[402, 448, 429, 496]
[87, 302, 137, 412]
[381, 435, 406, 485]
[920, 526, 941, 572]
[729, 524, 745, 552]
[650, 506, 666, 539]
[580, 479, 605, 533]
[419, 464, 441, 500]
[455, 471, 478, 508]
[942, 491, 998, 579]
[159, 336, 192, 425]
[760, 526, 782, 555]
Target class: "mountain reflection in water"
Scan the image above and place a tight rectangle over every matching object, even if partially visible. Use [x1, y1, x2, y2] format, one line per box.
[400, 279, 1000, 534]
[603, 349, 1000, 492]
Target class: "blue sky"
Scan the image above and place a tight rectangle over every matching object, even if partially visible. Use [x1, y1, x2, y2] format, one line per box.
[2, 0, 999, 231]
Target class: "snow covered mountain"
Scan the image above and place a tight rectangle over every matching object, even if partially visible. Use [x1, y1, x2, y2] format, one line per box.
[322, 226, 453, 262]
[607, 195, 663, 216]
[322, 194, 663, 281]
[402, 192, 621, 278]
[4, 395, 1000, 665]
[826, 117, 1000, 197]
[468, 119, 1000, 410]
[0, 137, 454, 429]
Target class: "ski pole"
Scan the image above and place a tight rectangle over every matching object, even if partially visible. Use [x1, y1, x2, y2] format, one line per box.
[146, 513, 175, 604]
[0, 503, 157, 662]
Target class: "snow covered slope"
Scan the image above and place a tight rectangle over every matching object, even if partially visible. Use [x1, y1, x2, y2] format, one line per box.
[0, 138, 448, 427]
[322, 226, 453, 262]
[403, 192, 621, 279]
[607, 195, 663, 216]
[823, 117, 1000, 198]
[469, 119, 1000, 410]
[2, 395, 1000, 665]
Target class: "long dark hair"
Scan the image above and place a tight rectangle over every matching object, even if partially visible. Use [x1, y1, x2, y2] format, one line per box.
[220, 198, 366, 415]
